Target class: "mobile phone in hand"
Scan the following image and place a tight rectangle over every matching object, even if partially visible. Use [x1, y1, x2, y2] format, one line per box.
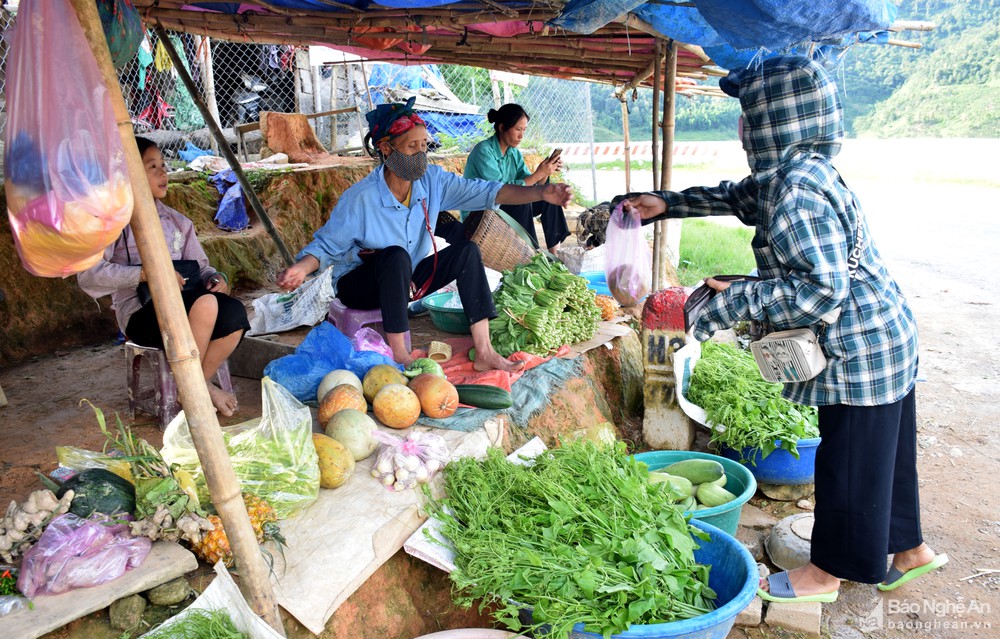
[547, 148, 562, 162]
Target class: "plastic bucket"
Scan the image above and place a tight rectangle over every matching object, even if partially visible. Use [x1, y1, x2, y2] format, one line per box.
[518, 519, 757, 639]
[579, 271, 612, 297]
[634, 450, 756, 536]
[422, 292, 472, 334]
[719, 437, 821, 485]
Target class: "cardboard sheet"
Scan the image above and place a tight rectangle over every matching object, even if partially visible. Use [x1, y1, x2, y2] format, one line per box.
[566, 320, 634, 358]
[270, 422, 502, 635]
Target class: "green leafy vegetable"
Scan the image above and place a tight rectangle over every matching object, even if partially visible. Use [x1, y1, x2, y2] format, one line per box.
[687, 341, 819, 460]
[489, 254, 602, 356]
[141, 607, 248, 638]
[424, 440, 716, 638]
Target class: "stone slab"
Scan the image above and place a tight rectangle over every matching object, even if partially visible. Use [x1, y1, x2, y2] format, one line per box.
[735, 595, 763, 627]
[0, 541, 198, 639]
[759, 482, 814, 501]
[738, 503, 779, 530]
[229, 335, 297, 379]
[764, 600, 823, 637]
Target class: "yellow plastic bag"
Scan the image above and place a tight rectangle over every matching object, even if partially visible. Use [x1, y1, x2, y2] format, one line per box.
[55, 446, 133, 482]
[160, 377, 320, 519]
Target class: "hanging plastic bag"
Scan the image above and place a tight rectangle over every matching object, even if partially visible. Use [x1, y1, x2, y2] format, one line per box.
[96, 0, 143, 69]
[4, 0, 133, 278]
[604, 202, 651, 306]
[160, 377, 320, 519]
[17, 513, 151, 598]
[370, 430, 449, 491]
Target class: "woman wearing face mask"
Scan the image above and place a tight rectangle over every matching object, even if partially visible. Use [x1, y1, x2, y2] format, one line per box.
[276, 98, 572, 371]
[463, 103, 570, 251]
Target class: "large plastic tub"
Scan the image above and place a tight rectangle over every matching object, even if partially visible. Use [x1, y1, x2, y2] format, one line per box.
[634, 450, 757, 536]
[579, 271, 612, 297]
[422, 291, 472, 334]
[518, 519, 758, 639]
[719, 437, 821, 485]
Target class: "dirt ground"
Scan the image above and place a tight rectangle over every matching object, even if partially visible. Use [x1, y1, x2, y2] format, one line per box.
[2, 140, 999, 637]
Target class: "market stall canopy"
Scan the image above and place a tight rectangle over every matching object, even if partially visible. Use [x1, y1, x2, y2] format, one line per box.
[136, 1, 931, 96]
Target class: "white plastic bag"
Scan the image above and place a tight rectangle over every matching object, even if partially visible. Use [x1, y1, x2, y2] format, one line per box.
[248, 267, 335, 336]
[370, 430, 449, 491]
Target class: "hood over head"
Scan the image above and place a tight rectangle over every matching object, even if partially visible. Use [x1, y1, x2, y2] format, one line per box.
[721, 56, 843, 177]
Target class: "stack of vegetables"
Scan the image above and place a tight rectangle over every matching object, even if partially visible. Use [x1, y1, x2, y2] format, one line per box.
[490, 254, 602, 357]
[688, 341, 820, 459]
[425, 440, 716, 638]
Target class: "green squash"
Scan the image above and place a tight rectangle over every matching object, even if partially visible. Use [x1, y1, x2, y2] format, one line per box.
[56, 468, 136, 518]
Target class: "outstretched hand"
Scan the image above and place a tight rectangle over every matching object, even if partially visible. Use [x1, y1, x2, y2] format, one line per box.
[623, 194, 667, 220]
[542, 182, 572, 207]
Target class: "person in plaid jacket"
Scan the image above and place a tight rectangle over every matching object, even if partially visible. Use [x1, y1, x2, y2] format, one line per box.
[621, 55, 946, 602]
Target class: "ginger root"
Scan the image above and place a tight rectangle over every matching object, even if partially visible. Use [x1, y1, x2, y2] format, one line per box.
[0, 489, 73, 563]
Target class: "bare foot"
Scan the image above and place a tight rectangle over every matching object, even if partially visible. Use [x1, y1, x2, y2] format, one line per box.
[392, 351, 415, 367]
[208, 384, 238, 417]
[759, 563, 840, 597]
[473, 349, 526, 373]
[890, 543, 937, 573]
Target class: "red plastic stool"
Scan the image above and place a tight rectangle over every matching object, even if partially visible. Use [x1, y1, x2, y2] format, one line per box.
[125, 341, 233, 430]
[327, 298, 410, 352]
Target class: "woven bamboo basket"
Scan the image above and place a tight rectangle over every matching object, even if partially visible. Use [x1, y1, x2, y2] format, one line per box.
[463, 209, 536, 272]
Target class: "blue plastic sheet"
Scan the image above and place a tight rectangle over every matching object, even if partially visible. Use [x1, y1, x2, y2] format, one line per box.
[178, 141, 211, 163]
[263, 322, 401, 403]
[207, 168, 249, 231]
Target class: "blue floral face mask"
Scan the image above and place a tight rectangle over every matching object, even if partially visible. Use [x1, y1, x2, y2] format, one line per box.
[383, 147, 428, 182]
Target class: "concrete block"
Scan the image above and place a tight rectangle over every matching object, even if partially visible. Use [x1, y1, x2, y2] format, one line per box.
[736, 526, 765, 562]
[764, 600, 823, 637]
[228, 335, 295, 379]
[735, 595, 763, 627]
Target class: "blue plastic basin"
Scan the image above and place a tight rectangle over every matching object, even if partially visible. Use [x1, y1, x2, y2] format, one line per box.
[719, 437, 821, 485]
[519, 519, 758, 639]
[579, 271, 612, 297]
[634, 450, 757, 536]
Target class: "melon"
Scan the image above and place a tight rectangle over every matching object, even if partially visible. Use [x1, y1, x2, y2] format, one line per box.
[362, 364, 408, 403]
[317, 369, 363, 403]
[312, 433, 355, 488]
[318, 384, 368, 425]
[372, 383, 421, 429]
[408, 373, 459, 419]
[325, 409, 378, 461]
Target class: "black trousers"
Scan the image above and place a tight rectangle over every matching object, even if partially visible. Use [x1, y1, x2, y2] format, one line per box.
[125, 289, 250, 349]
[336, 241, 496, 334]
[500, 201, 570, 250]
[810, 388, 922, 583]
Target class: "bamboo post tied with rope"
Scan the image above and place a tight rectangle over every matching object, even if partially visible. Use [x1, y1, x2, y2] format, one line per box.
[70, 2, 286, 634]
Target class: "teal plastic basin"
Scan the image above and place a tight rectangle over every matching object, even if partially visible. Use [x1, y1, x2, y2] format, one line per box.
[422, 291, 471, 334]
[633, 450, 757, 536]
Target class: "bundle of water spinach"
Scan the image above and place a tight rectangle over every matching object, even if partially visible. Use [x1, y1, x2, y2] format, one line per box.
[424, 440, 716, 638]
[687, 341, 819, 460]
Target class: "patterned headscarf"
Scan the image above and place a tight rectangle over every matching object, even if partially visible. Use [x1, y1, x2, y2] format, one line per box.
[364, 96, 426, 149]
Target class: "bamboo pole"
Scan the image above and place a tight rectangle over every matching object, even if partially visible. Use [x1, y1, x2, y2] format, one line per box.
[154, 25, 295, 267]
[195, 35, 221, 155]
[621, 98, 631, 193]
[650, 42, 662, 291]
[69, 3, 286, 636]
[660, 41, 679, 282]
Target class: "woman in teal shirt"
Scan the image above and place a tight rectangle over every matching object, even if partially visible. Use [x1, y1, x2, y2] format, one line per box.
[464, 104, 570, 251]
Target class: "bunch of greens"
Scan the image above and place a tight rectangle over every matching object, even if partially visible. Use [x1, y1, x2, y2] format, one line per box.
[425, 440, 716, 638]
[490, 254, 602, 356]
[687, 341, 819, 460]
[140, 608, 248, 639]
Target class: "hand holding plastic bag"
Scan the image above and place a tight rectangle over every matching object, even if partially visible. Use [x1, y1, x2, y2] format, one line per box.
[161, 377, 320, 519]
[604, 202, 651, 306]
[17, 514, 151, 598]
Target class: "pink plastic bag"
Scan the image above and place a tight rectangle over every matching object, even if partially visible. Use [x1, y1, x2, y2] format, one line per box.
[17, 514, 151, 598]
[604, 202, 652, 306]
[352, 327, 394, 359]
[3, 0, 133, 278]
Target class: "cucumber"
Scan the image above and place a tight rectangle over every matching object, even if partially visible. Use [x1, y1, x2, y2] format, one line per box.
[696, 482, 738, 508]
[662, 459, 725, 485]
[455, 384, 513, 409]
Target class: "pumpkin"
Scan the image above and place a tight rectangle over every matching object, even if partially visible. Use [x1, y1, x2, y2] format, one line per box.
[318, 384, 367, 425]
[312, 433, 355, 489]
[408, 373, 459, 419]
[317, 369, 363, 403]
[362, 364, 408, 403]
[325, 409, 378, 461]
[372, 383, 421, 429]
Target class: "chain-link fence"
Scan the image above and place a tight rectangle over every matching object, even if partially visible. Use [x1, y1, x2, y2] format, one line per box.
[0, 7, 15, 146]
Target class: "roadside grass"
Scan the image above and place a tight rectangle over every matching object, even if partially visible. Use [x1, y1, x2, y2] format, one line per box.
[676, 219, 755, 286]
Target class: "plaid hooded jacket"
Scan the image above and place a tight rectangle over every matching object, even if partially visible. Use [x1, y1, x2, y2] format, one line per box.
[651, 56, 918, 407]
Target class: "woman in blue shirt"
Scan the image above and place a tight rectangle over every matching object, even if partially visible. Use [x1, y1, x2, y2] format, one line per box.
[463, 104, 570, 251]
[276, 98, 571, 372]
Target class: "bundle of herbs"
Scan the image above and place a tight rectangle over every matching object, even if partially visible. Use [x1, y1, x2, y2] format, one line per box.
[687, 341, 819, 460]
[140, 607, 247, 638]
[424, 440, 716, 638]
[489, 254, 602, 357]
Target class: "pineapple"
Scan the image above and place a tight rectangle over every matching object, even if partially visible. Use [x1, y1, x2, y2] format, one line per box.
[191, 493, 285, 567]
[594, 294, 620, 321]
